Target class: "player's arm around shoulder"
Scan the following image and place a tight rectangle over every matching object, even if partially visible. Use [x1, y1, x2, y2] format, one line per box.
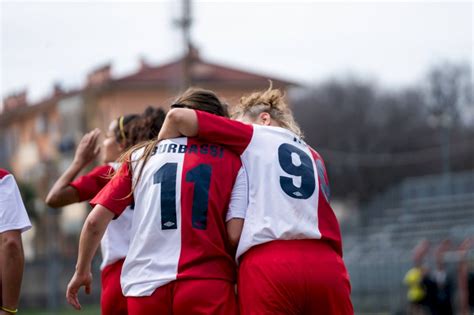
[158, 108, 198, 140]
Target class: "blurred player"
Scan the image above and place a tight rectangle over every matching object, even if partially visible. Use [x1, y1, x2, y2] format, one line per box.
[66, 88, 247, 315]
[46, 107, 166, 315]
[404, 240, 431, 315]
[433, 240, 454, 315]
[0, 169, 32, 315]
[458, 237, 474, 315]
[156, 84, 354, 315]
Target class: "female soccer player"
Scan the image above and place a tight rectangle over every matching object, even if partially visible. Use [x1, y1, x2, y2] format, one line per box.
[156, 85, 354, 315]
[0, 169, 32, 315]
[47, 107, 165, 315]
[66, 88, 247, 315]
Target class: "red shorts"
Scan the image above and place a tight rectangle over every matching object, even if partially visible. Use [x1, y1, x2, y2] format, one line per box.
[238, 239, 353, 315]
[101, 258, 128, 315]
[127, 279, 238, 315]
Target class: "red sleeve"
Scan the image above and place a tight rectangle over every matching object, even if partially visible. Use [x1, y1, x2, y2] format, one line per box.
[0, 169, 10, 179]
[310, 149, 329, 183]
[90, 163, 133, 217]
[195, 110, 253, 156]
[69, 165, 114, 202]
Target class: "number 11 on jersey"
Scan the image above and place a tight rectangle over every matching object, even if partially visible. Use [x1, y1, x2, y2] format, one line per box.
[153, 163, 212, 230]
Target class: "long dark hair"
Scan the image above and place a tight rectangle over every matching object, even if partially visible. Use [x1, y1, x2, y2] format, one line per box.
[172, 88, 229, 117]
[127, 106, 167, 147]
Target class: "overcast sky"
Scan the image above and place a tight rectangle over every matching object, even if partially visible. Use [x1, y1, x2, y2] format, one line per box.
[1, 0, 472, 103]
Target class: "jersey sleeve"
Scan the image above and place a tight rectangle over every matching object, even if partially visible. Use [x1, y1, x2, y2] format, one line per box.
[70, 164, 114, 201]
[0, 170, 32, 233]
[90, 163, 133, 217]
[195, 110, 253, 156]
[226, 166, 249, 221]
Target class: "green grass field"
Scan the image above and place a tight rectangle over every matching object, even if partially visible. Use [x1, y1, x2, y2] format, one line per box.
[22, 305, 100, 315]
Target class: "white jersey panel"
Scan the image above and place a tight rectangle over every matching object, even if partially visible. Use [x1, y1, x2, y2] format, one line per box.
[226, 166, 248, 221]
[100, 207, 133, 270]
[0, 174, 32, 233]
[121, 138, 185, 297]
[236, 125, 321, 259]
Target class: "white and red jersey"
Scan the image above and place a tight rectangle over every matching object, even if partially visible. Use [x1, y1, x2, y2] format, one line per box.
[195, 110, 342, 260]
[0, 169, 32, 234]
[70, 163, 134, 270]
[91, 137, 247, 297]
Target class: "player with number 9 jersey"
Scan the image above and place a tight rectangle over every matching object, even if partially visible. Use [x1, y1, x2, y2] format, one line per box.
[157, 86, 354, 315]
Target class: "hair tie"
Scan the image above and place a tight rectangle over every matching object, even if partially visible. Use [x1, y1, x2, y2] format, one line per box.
[118, 116, 126, 141]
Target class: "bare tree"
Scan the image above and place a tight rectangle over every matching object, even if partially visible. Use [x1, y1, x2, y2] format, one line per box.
[292, 62, 473, 203]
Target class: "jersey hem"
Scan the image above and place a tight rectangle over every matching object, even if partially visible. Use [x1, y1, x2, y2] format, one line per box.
[0, 224, 32, 234]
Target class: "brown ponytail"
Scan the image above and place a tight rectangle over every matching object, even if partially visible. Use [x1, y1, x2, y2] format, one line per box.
[113, 114, 140, 148]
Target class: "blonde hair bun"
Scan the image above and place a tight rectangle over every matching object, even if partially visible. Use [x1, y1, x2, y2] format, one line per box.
[235, 82, 303, 138]
[239, 82, 287, 111]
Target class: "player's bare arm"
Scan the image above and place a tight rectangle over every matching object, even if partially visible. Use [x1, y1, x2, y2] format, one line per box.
[157, 108, 198, 141]
[0, 230, 24, 313]
[226, 218, 244, 252]
[66, 205, 114, 310]
[45, 129, 101, 208]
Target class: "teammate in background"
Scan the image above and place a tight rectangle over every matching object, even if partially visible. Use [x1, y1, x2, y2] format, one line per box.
[46, 107, 166, 315]
[404, 240, 431, 315]
[45, 113, 140, 208]
[156, 84, 353, 314]
[66, 88, 246, 315]
[0, 169, 32, 315]
[433, 240, 454, 315]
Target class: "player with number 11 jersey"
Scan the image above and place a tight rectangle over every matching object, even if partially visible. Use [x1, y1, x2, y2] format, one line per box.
[89, 89, 246, 315]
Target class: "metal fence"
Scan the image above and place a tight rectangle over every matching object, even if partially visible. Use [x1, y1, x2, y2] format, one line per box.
[21, 257, 102, 310]
[345, 170, 474, 314]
